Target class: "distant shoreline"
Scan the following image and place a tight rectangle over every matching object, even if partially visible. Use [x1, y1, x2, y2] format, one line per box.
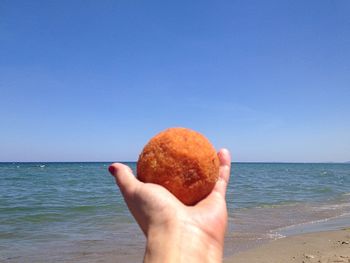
[1, 161, 350, 164]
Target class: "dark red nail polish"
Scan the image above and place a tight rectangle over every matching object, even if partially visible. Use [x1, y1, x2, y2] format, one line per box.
[108, 165, 115, 175]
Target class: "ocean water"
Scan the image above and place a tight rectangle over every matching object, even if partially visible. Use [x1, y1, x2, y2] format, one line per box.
[0, 162, 350, 262]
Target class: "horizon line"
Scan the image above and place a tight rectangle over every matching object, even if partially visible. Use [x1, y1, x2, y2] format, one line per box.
[1, 161, 349, 164]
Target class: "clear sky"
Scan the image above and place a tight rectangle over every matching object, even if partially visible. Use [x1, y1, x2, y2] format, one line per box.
[1, 0, 349, 162]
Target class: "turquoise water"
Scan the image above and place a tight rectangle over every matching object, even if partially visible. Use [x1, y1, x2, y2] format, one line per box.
[1, 162, 350, 262]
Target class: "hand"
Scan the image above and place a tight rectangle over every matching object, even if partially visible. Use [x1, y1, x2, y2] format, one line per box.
[109, 149, 231, 263]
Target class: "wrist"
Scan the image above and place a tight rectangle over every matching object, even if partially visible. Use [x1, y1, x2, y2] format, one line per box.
[144, 220, 223, 263]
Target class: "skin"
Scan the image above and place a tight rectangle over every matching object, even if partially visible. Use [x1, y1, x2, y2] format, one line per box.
[108, 148, 231, 263]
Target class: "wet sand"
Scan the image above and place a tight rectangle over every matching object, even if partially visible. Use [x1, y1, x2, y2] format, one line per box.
[225, 228, 350, 263]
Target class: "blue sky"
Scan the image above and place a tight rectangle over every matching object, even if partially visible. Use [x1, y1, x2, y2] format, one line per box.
[1, 0, 349, 162]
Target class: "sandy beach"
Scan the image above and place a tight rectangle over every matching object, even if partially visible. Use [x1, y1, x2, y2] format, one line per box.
[225, 228, 350, 263]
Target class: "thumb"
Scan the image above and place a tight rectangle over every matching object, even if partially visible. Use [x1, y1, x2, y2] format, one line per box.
[213, 148, 231, 198]
[108, 163, 140, 197]
[195, 148, 231, 208]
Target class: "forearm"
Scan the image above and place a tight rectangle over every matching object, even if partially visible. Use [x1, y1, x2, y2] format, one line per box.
[144, 223, 223, 263]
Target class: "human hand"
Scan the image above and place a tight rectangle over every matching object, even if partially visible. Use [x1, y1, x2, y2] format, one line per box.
[108, 148, 231, 263]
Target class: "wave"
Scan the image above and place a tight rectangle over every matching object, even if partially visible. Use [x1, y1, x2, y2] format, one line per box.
[264, 232, 286, 240]
[271, 212, 350, 236]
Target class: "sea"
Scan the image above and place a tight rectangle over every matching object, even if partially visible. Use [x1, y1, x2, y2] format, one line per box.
[1, 162, 350, 262]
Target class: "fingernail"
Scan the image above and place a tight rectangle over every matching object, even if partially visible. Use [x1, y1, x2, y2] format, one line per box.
[108, 165, 115, 175]
[226, 149, 231, 157]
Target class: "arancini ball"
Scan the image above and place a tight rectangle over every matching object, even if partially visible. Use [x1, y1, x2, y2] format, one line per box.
[137, 127, 220, 205]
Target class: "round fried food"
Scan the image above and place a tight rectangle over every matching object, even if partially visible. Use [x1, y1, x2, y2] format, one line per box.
[137, 127, 220, 205]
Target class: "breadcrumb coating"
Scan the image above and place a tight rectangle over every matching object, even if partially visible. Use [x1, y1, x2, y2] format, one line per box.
[137, 127, 219, 205]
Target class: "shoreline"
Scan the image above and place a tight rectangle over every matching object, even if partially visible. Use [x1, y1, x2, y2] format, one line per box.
[1, 162, 349, 263]
[223, 212, 350, 260]
[224, 227, 350, 263]
[222, 202, 350, 257]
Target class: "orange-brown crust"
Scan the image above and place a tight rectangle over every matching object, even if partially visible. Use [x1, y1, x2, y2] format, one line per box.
[137, 127, 220, 205]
